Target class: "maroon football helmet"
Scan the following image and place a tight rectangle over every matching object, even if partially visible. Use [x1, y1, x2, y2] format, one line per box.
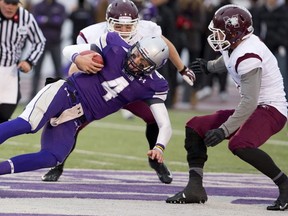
[207, 4, 254, 51]
[106, 0, 139, 40]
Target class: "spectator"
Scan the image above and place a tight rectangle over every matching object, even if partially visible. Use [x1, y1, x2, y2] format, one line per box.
[30, 0, 67, 100]
[69, 0, 95, 44]
[176, 0, 206, 106]
[95, 0, 112, 23]
[150, 0, 179, 108]
[196, 0, 231, 102]
[0, 0, 45, 123]
[253, 0, 288, 100]
[132, 0, 157, 21]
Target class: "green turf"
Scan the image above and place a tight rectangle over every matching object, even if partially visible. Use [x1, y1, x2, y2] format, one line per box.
[0, 105, 287, 174]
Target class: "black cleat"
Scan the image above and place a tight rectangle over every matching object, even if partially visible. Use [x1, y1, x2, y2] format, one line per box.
[42, 164, 64, 182]
[267, 200, 288, 211]
[166, 190, 207, 204]
[267, 180, 288, 211]
[149, 159, 173, 184]
[166, 178, 208, 204]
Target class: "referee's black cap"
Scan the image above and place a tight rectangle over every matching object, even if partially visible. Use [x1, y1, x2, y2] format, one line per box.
[4, 0, 20, 4]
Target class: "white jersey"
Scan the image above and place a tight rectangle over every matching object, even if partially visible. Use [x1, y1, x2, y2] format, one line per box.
[77, 20, 162, 45]
[222, 34, 287, 117]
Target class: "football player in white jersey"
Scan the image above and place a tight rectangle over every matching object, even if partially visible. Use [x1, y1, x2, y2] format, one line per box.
[166, 4, 288, 211]
[42, 0, 196, 184]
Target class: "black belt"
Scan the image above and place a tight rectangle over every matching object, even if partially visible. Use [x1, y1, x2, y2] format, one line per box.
[65, 79, 87, 124]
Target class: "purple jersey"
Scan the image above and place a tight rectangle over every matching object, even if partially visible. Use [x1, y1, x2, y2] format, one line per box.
[0, 33, 170, 175]
[68, 32, 169, 122]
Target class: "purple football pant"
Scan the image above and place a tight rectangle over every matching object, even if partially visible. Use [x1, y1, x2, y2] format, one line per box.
[0, 81, 80, 175]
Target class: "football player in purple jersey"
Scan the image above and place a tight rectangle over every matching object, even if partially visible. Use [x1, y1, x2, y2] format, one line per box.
[42, 0, 196, 184]
[0, 33, 172, 179]
[166, 4, 288, 211]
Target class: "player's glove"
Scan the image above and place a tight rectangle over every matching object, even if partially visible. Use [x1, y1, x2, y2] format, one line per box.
[179, 66, 196, 86]
[189, 58, 209, 74]
[204, 128, 225, 147]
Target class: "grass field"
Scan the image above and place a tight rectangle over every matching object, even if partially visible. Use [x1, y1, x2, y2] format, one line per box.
[0, 105, 287, 175]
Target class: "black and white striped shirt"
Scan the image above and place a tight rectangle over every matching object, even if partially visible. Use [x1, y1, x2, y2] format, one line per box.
[0, 7, 46, 67]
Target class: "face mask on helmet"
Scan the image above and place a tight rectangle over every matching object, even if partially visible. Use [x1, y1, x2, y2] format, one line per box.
[106, 0, 139, 41]
[124, 36, 169, 77]
[207, 4, 254, 52]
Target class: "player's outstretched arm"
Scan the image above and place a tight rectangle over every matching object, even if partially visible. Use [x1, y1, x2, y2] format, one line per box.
[147, 102, 172, 163]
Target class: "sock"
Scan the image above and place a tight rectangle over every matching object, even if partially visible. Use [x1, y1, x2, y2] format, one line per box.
[0, 150, 57, 175]
[273, 173, 288, 187]
[189, 168, 203, 179]
[234, 148, 284, 182]
[0, 160, 13, 174]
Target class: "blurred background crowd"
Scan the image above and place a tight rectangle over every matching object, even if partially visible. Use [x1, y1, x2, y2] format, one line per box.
[19, 0, 288, 111]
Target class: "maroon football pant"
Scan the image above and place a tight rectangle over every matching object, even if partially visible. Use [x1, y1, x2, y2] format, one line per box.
[186, 105, 286, 152]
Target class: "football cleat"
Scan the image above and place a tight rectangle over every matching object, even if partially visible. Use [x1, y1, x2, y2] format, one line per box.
[166, 179, 208, 204]
[166, 191, 207, 204]
[267, 180, 288, 211]
[267, 199, 288, 211]
[42, 164, 64, 182]
[149, 159, 173, 184]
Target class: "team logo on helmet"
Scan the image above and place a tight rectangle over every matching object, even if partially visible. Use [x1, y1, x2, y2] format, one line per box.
[223, 15, 240, 29]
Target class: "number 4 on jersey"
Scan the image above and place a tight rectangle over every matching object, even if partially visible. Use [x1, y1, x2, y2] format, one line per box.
[102, 77, 129, 101]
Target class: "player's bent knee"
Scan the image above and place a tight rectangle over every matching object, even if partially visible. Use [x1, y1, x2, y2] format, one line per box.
[228, 135, 254, 153]
[186, 117, 202, 129]
[37, 150, 59, 168]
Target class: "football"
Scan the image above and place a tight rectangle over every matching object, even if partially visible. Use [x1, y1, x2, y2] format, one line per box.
[80, 50, 104, 64]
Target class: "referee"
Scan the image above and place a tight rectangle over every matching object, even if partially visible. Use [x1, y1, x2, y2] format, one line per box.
[0, 0, 45, 123]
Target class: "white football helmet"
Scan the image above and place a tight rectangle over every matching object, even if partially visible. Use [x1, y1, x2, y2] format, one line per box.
[124, 36, 169, 76]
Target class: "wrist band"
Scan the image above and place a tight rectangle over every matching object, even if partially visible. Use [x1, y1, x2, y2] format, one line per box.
[179, 66, 187, 74]
[71, 53, 79, 63]
[153, 143, 165, 153]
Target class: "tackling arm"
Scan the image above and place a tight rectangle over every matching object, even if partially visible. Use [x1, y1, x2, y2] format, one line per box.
[161, 36, 184, 71]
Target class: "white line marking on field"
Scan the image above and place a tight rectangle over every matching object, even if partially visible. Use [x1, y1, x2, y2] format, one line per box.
[89, 122, 185, 136]
[89, 122, 288, 146]
[83, 159, 114, 166]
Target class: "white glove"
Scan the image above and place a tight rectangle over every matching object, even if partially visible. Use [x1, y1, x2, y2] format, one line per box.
[179, 66, 196, 86]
